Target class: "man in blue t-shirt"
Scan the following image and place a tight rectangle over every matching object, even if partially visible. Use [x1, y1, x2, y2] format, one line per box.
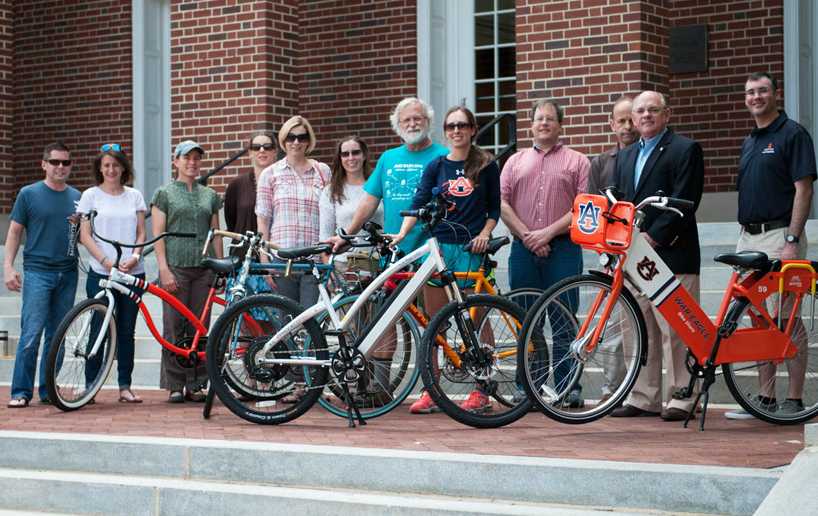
[4, 142, 81, 407]
[328, 97, 448, 254]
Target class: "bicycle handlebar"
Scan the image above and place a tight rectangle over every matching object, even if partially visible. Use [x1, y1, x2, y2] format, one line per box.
[201, 229, 280, 258]
[87, 211, 195, 250]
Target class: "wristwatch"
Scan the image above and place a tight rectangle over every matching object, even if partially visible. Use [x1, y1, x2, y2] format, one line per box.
[785, 234, 800, 244]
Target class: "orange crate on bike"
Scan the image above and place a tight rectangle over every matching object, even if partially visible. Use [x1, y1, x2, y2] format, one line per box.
[570, 194, 635, 251]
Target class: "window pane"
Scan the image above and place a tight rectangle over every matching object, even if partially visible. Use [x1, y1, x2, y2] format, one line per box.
[475, 0, 494, 13]
[497, 12, 515, 44]
[475, 48, 495, 80]
[497, 46, 515, 78]
[498, 80, 515, 96]
[476, 82, 494, 99]
[497, 0, 515, 10]
[499, 95, 516, 112]
[475, 15, 494, 47]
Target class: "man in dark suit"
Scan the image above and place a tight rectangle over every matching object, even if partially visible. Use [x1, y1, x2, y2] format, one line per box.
[610, 91, 705, 421]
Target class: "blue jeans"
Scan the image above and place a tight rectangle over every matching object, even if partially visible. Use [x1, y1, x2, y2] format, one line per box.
[510, 237, 583, 395]
[11, 268, 78, 401]
[85, 269, 144, 389]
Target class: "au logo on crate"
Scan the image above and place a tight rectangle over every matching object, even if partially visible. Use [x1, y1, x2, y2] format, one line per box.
[576, 200, 601, 234]
[637, 256, 660, 281]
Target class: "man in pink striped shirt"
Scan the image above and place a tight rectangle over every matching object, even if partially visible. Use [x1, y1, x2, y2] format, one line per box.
[500, 99, 590, 408]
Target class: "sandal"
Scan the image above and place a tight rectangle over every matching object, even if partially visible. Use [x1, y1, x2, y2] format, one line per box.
[168, 391, 184, 404]
[7, 398, 29, 408]
[119, 389, 143, 404]
[184, 388, 206, 403]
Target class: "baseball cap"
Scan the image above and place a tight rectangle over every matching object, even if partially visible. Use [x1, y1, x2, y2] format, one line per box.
[174, 140, 205, 159]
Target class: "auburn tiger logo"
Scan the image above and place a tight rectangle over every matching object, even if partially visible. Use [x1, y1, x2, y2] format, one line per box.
[576, 200, 601, 234]
[446, 177, 474, 197]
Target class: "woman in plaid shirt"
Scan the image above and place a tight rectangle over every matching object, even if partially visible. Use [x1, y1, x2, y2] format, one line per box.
[256, 116, 330, 308]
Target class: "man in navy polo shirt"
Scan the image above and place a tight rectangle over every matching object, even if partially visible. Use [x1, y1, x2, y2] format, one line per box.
[725, 72, 817, 419]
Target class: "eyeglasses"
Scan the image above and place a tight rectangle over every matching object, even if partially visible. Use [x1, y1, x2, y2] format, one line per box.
[251, 143, 275, 151]
[340, 149, 363, 158]
[399, 116, 426, 126]
[285, 133, 310, 143]
[100, 143, 121, 152]
[633, 106, 665, 115]
[444, 122, 473, 131]
[47, 159, 72, 167]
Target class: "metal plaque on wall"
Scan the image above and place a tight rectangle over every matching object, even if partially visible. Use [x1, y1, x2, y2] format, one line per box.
[669, 25, 708, 74]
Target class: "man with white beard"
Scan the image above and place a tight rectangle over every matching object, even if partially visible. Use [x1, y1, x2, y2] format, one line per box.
[329, 97, 448, 254]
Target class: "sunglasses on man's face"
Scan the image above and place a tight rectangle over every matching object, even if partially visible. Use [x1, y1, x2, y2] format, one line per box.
[47, 159, 72, 167]
[100, 143, 121, 152]
[340, 149, 363, 158]
[285, 133, 310, 143]
[251, 143, 275, 151]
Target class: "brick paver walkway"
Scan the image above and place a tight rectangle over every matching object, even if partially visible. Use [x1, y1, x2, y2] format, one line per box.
[0, 387, 804, 469]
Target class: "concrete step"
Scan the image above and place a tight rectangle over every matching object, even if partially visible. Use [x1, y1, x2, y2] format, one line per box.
[0, 431, 779, 515]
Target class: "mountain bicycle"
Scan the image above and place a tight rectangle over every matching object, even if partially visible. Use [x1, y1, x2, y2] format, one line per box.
[517, 189, 818, 430]
[206, 191, 528, 428]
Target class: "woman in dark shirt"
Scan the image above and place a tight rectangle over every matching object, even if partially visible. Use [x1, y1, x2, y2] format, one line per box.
[224, 132, 276, 240]
[391, 106, 501, 415]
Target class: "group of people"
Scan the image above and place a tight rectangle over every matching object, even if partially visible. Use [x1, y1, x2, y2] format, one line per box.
[3, 71, 815, 422]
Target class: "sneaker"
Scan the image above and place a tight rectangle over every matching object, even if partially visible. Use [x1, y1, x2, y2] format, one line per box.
[563, 389, 584, 409]
[459, 390, 492, 414]
[409, 390, 440, 414]
[725, 396, 777, 420]
[778, 399, 805, 415]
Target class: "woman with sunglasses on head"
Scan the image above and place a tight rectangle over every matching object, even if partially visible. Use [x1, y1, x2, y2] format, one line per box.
[319, 135, 383, 270]
[256, 116, 330, 308]
[391, 106, 501, 415]
[77, 144, 146, 404]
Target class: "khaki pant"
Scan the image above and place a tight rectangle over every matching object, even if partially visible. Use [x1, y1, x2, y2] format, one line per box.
[626, 274, 700, 412]
[737, 227, 808, 400]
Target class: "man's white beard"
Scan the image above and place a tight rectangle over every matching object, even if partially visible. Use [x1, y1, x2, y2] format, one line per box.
[399, 127, 429, 146]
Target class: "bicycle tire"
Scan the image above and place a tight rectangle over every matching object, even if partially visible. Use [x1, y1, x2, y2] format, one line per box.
[722, 299, 818, 425]
[421, 294, 531, 428]
[206, 293, 328, 425]
[315, 294, 421, 419]
[504, 287, 544, 314]
[45, 298, 117, 411]
[518, 273, 647, 424]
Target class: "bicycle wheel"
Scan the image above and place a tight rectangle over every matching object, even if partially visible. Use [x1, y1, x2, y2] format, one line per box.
[206, 294, 328, 425]
[505, 287, 544, 314]
[518, 273, 647, 424]
[45, 298, 117, 412]
[315, 294, 421, 419]
[722, 298, 818, 424]
[421, 294, 531, 428]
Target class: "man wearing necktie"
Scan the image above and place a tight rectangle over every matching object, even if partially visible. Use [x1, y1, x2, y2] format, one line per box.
[611, 91, 705, 421]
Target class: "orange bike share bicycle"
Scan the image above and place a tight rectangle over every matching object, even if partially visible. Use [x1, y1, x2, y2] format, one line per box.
[517, 189, 818, 430]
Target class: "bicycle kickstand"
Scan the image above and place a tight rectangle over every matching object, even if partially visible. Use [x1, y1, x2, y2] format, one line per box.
[683, 374, 714, 431]
[202, 383, 216, 419]
[341, 383, 367, 428]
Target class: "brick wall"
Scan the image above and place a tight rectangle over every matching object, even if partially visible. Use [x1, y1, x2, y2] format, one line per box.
[515, 0, 784, 194]
[170, 0, 299, 191]
[0, 2, 11, 211]
[12, 0, 132, 201]
[668, 0, 784, 193]
[299, 0, 418, 167]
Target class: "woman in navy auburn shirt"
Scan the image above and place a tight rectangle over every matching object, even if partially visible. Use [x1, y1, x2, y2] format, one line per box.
[391, 105, 501, 414]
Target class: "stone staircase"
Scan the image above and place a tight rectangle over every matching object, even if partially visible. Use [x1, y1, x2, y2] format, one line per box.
[0, 430, 782, 515]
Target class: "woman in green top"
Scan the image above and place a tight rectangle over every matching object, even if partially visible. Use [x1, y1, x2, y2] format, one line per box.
[151, 140, 223, 404]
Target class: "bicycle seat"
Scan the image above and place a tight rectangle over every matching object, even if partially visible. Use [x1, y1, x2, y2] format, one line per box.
[463, 236, 510, 255]
[277, 243, 333, 260]
[201, 256, 241, 275]
[713, 251, 770, 270]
